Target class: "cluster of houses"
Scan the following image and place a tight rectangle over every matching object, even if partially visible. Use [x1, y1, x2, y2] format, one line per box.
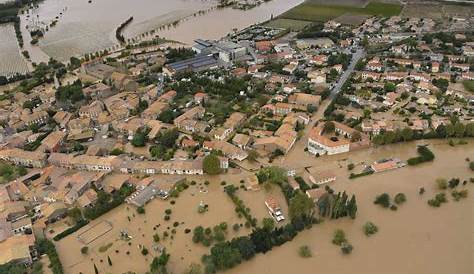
[0, 12, 472, 269]
[330, 17, 473, 138]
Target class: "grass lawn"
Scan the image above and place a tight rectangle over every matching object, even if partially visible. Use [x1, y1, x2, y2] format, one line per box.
[362, 2, 403, 17]
[264, 18, 312, 31]
[463, 80, 474, 93]
[280, 1, 402, 22]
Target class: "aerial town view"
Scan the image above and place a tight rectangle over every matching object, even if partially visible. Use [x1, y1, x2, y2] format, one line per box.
[0, 0, 473, 273]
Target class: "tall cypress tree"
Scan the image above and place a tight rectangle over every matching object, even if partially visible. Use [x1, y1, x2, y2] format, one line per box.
[94, 263, 99, 274]
[348, 195, 357, 219]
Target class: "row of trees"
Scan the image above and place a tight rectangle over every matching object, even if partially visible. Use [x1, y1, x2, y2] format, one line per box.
[407, 145, 435, 166]
[84, 184, 135, 220]
[55, 80, 84, 103]
[224, 185, 258, 227]
[317, 191, 358, 219]
[201, 215, 315, 273]
[36, 239, 63, 274]
[372, 122, 474, 146]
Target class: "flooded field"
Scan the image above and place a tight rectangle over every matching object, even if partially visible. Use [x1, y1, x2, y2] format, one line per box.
[54, 173, 257, 274]
[0, 24, 29, 76]
[0, 0, 304, 68]
[18, 0, 216, 62]
[229, 139, 474, 274]
[155, 0, 305, 45]
[54, 139, 474, 274]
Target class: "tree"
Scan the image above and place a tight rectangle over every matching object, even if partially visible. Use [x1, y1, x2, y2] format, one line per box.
[183, 263, 202, 274]
[465, 123, 474, 137]
[289, 191, 314, 221]
[384, 82, 396, 92]
[136, 206, 145, 214]
[453, 122, 465, 138]
[341, 242, 353, 254]
[374, 193, 390, 208]
[394, 193, 406, 205]
[332, 229, 346, 245]
[107, 255, 112, 266]
[68, 207, 83, 224]
[131, 127, 149, 147]
[156, 128, 179, 147]
[203, 154, 222, 175]
[350, 131, 361, 142]
[347, 195, 357, 219]
[208, 242, 242, 270]
[470, 162, 474, 171]
[229, 236, 256, 260]
[150, 250, 170, 273]
[55, 80, 84, 103]
[261, 218, 275, 231]
[81, 246, 88, 254]
[150, 145, 166, 159]
[94, 264, 99, 274]
[322, 121, 335, 134]
[400, 128, 413, 142]
[247, 150, 259, 162]
[363, 222, 378, 236]
[69, 57, 81, 69]
[110, 148, 124, 155]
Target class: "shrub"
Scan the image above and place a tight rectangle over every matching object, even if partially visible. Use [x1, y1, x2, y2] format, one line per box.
[137, 206, 145, 214]
[419, 187, 425, 195]
[81, 246, 89, 254]
[363, 222, 378, 236]
[347, 163, 355, 170]
[390, 205, 397, 211]
[374, 193, 390, 208]
[341, 242, 353, 254]
[298, 245, 312, 258]
[141, 247, 149, 256]
[153, 234, 160, 243]
[451, 189, 468, 201]
[332, 229, 346, 246]
[394, 193, 406, 205]
[448, 178, 460, 189]
[165, 209, 172, 215]
[470, 162, 474, 171]
[164, 215, 170, 221]
[407, 146, 435, 166]
[436, 178, 447, 190]
[427, 193, 447, 207]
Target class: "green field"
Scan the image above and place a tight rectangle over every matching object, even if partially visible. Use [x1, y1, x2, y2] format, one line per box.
[264, 18, 312, 31]
[280, 1, 402, 23]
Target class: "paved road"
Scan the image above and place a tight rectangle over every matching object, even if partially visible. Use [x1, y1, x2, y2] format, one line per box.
[329, 48, 366, 100]
[272, 47, 366, 170]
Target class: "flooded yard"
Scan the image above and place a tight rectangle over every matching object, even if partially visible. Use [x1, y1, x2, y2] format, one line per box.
[54, 174, 255, 274]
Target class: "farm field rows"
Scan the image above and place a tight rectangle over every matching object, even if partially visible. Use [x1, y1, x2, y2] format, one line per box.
[0, 24, 29, 77]
[280, 1, 402, 23]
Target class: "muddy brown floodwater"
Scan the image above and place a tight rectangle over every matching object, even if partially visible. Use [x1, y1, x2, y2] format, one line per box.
[228, 140, 474, 274]
[55, 139, 473, 274]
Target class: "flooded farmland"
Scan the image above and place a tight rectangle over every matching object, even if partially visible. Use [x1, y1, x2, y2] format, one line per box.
[54, 139, 474, 274]
[0, 24, 29, 76]
[0, 0, 304, 74]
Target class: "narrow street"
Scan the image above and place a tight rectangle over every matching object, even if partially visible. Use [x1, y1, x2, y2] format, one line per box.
[276, 47, 366, 170]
